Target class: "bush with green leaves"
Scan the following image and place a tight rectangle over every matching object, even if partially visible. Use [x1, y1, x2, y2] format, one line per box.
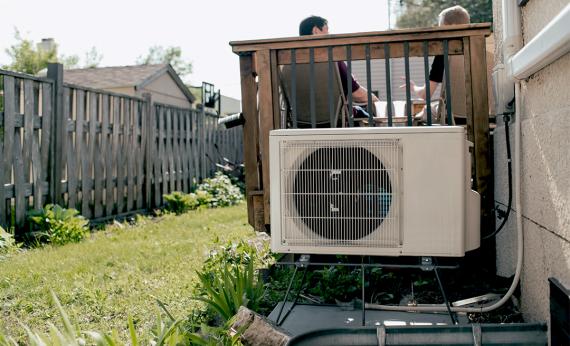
[163, 191, 200, 215]
[163, 173, 243, 214]
[196, 172, 243, 208]
[28, 204, 88, 246]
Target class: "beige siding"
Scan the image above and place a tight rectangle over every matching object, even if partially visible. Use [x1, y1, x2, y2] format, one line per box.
[140, 73, 192, 108]
[105, 87, 136, 96]
[493, 0, 570, 325]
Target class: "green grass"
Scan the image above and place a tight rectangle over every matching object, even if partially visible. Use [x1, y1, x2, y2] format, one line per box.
[0, 204, 253, 341]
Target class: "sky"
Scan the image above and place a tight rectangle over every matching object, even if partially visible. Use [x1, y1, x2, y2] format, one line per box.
[0, 0, 391, 100]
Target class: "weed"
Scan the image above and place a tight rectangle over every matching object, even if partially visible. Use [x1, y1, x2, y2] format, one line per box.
[28, 204, 88, 246]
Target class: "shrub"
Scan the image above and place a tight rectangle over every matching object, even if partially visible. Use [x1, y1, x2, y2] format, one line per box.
[28, 204, 88, 246]
[163, 191, 200, 215]
[162, 173, 243, 215]
[196, 172, 243, 208]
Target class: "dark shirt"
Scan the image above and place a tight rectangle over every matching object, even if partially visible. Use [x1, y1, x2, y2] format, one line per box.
[429, 55, 444, 83]
[337, 61, 360, 96]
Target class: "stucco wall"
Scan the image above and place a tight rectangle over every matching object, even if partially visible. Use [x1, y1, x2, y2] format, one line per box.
[492, 0, 570, 325]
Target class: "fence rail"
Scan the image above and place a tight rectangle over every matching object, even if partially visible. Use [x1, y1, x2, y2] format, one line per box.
[0, 66, 243, 233]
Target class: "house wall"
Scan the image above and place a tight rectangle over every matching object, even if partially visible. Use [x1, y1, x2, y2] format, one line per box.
[139, 73, 192, 108]
[492, 0, 570, 325]
[105, 87, 136, 96]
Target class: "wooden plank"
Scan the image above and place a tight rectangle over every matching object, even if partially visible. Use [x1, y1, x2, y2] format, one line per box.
[182, 110, 192, 193]
[30, 83, 42, 209]
[159, 106, 168, 199]
[231, 24, 491, 53]
[115, 97, 125, 214]
[271, 50, 282, 130]
[256, 49, 274, 226]
[0, 77, 15, 227]
[47, 64, 65, 205]
[469, 35, 492, 229]
[277, 40, 463, 65]
[80, 91, 95, 218]
[13, 104, 26, 227]
[180, 110, 189, 193]
[173, 109, 182, 191]
[199, 107, 206, 180]
[108, 96, 119, 214]
[166, 107, 175, 192]
[239, 54, 261, 228]
[135, 101, 144, 209]
[152, 105, 162, 207]
[23, 80, 34, 211]
[192, 109, 199, 185]
[142, 94, 153, 208]
[77, 90, 88, 214]
[463, 38, 475, 144]
[39, 83, 52, 209]
[103, 95, 114, 216]
[93, 94, 104, 218]
[65, 89, 77, 209]
[125, 99, 134, 211]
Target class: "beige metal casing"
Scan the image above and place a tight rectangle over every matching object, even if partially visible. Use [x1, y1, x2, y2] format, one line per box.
[269, 126, 480, 257]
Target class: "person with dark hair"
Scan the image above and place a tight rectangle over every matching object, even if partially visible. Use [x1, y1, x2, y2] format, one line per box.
[299, 15, 378, 105]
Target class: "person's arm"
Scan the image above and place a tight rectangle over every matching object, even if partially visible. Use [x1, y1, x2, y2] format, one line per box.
[408, 80, 439, 100]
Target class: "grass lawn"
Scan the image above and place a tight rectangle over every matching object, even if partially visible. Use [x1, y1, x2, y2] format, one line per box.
[0, 204, 254, 341]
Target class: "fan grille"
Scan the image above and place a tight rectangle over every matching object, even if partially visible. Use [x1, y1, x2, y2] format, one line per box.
[280, 140, 401, 248]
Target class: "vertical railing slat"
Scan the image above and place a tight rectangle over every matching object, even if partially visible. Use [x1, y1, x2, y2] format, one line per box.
[67, 89, 77, 209]
[309, 48, 316, 128]
[404, 42, 412, 126]
[423, 41, 432, 125]
[346, 45, 354, 127]
[443, 40, 452, 125]
[384, 44, 393, 127]
[328, 46, 335, 127]
[290, 48, 297, 128]
[366, 44, 374, 126]
[93, 94, 104, 218]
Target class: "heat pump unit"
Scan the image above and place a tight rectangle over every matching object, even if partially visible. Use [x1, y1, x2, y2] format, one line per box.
[269, 127, 480, 257]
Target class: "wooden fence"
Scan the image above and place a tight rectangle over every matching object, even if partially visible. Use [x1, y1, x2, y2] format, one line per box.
[0, 65, 243, 233]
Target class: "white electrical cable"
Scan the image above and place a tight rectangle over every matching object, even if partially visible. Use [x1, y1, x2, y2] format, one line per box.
[366, 83, 524, 314]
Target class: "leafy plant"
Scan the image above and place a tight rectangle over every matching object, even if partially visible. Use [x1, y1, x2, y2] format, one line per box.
[196, 172, 243, 208]
[163, 191, 200, 215]
[195, 258, 265, 322]
[0, 226, 20, 256]
[0, 291, 240, 346]
[28, 204, 88, 246]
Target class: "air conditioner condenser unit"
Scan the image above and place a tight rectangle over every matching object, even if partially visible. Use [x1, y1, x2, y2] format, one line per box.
[269, 127, 480, 257]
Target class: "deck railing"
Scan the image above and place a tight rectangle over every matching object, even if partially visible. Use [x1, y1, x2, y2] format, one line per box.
[231, 24, 493, 233]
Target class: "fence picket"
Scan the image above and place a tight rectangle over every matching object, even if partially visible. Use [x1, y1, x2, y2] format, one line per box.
[125, 99, 134, 211]
[102, 95, 112, 216]
[93, 94, 104, 218]
[65, 89, 77, 209]
[136, 101, 144, 209]
[113, 97, 122, 214]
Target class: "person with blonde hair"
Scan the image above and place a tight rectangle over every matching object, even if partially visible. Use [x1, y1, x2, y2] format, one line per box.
[408, 5, 471, 101]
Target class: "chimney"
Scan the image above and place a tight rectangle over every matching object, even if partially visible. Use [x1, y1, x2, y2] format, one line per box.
[37, 38, 56, 53]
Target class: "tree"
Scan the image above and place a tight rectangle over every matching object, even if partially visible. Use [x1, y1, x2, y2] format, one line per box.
[137, 46, 192, 78]
[2, 29, 103, 74]
[395, 0, 492, 29]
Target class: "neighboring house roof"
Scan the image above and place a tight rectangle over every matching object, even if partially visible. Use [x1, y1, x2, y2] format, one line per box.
[63, 64, 195, 103]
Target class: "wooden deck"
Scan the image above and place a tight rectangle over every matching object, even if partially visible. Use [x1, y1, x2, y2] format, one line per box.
[231, 24, 493, 235]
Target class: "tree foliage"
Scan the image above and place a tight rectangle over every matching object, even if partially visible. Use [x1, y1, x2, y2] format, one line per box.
[136, 46, 192, 78]
[2, 29, 103, 74]
[395, 0, 492, 29]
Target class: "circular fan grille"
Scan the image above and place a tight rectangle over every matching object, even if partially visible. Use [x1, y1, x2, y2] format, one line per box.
[293, 146, 392, 240]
